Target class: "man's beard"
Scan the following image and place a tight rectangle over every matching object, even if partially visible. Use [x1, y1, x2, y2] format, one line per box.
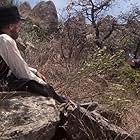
[10, 29, 18, 40]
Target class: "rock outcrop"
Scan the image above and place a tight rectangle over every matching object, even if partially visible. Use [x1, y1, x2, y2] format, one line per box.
[0, 0, 11, 6]
[30, 1, 58, 32]
[19, 1, 31, 18]
[0, 95, 60, 140]
[0, 92, 133, 140]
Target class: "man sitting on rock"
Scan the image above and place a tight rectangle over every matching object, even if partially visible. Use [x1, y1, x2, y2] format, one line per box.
[0, 6, 66, 103]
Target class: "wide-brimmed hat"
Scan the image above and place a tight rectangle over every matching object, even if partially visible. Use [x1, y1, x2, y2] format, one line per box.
[0, 6, 24, 28]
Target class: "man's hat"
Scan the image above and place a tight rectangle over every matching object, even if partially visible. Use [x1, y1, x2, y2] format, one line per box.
[0, 6, 24, 28]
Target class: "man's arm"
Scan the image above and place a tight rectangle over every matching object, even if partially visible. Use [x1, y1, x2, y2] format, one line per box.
[0, 34, 46, 84]
[29, 67, 47, 81]
[29, 67, 37, 74]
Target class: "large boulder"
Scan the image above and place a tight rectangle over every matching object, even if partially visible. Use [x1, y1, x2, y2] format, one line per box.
[0, 92, 133, 140]
[0, 0, 12, 6]
[30, 1, 58, 33]
[0, 95, 60, 140]
[19, 1, 31, 18]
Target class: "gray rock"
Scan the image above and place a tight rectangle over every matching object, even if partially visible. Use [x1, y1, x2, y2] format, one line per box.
[19, 2, 31, 18]
[30, 1, 58, 33]
[0, 0, 13, 6]
[0, 96, 60, 140]
[0, 93, 133, 140]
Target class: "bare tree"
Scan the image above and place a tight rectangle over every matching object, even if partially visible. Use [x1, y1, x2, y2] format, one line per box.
[67, 0, 116, 48]
[58, 13, 88, 71]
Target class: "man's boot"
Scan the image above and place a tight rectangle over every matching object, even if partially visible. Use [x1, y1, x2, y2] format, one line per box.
[45, 84, 67, 104]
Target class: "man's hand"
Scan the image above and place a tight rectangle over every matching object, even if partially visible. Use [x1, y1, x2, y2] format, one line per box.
[36, 71, 47, 82]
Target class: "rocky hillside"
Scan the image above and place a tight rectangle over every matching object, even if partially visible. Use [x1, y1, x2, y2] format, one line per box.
[0, 0, 140, 139]
[17, 16, 140, 140]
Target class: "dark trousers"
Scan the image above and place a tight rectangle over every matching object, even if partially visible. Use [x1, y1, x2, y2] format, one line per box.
[0, 75, 65, 103]
[8, 79, 54, 97]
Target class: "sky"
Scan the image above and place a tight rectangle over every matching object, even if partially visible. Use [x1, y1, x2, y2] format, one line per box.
[19, 0, 140, 17]
[22, 0, 68, 9]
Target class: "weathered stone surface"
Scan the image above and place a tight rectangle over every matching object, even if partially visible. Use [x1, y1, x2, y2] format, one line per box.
[0, 93, 133, 140]
[0, 0, 11, 6]
[19, 2, 31, 18]
[30, 1, 58, 32]
[0, 96, 60, 140]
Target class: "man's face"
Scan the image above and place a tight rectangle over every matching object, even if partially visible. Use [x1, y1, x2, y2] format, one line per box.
[9, 21, 22, 40]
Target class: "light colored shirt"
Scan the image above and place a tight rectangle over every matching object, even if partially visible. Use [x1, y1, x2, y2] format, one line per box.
[0, 34, 46, 84]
